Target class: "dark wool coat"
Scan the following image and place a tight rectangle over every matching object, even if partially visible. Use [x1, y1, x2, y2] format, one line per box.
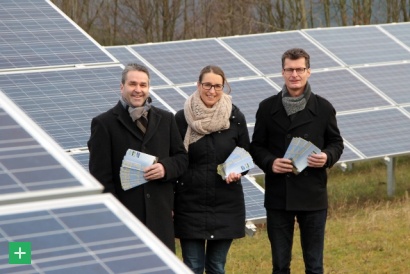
[250, 89, 344, 211]
[88, 101, 188, 252]
[173, 105, 250, 240]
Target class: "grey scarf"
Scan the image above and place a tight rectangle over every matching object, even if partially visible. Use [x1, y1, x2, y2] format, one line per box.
[282, 83, 311, 116]
[120, 96, 152, 122]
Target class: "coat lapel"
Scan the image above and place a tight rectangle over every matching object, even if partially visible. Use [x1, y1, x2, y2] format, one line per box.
[113, 101, 144, 141]
[143, 107, 161, 146]
[288, 94, 318, 131]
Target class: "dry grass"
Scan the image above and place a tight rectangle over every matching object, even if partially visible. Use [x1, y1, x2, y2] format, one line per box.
[176, 156, 410, 273]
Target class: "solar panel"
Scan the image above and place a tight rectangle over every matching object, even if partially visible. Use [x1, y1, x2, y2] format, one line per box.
[0, 194, 192, 274]
[0, 66, 123, 149]
[338, 108, 410, 158]
[229, 78, 279, 124]
[242, 175, 265, 223]
[304, 25, 410, 65]
[105, 46, 169, 87]
[381, 22, 410, 48]
[0, 0, 115, 71]
[0, 92, 102, 205]
[130, 39, 258, 85]
[151, 87, 188, 112]
[354, 63, 410, 105]
[270, 69, 392, 113]
[221, 31, 342, 75]
[337, 142, 363, 163]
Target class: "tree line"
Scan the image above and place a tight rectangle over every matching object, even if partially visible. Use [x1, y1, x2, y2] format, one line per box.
[51, 0, 410, 46]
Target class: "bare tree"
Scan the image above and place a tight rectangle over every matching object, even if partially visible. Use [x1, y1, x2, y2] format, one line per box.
[51, 0, 409, 46]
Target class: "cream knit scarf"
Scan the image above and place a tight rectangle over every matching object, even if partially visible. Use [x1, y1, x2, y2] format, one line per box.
[183, 90, 232, 150]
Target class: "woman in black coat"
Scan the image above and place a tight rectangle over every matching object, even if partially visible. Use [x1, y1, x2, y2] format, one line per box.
[88, 63, 188, 252]
[174, 65, 250, 274]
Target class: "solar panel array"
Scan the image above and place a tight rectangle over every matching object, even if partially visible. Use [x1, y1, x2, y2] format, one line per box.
[106, 22, 410, 165]
[0, 0, 196, 271]
[2, 2, 410, 268]
[0, 92, 102, 205]
[0, 194, 192, 274]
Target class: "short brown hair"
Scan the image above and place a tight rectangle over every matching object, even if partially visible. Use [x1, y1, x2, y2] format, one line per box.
[281, 48, 310, 69]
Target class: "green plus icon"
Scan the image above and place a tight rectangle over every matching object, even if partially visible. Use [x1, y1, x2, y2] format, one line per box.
[9, 242, 31, 264]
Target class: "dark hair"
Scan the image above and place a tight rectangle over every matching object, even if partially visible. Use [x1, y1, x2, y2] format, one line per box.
[281, 48, 310, 69]
[198, 65, 231, 94]
[121, 63, 150, 84]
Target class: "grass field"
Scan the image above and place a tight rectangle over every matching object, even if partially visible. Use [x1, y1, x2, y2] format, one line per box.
[176, 156, 410, 274]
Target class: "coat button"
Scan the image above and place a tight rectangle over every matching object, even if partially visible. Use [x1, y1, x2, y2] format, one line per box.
[286, 134, 292, 139]
[304, 134, 309, 139]
[146, 194, 150, 198]
[210, 235, 214, 239]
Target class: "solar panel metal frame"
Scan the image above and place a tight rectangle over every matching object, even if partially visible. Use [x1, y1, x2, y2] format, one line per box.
[0, 193, 193, 274]
[0, 91, 102, 205]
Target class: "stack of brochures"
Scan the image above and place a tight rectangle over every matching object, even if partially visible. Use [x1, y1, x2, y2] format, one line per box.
[284, 137, 321, 174]
[120, 149, 158, 191]
[217, 147, 254, 180]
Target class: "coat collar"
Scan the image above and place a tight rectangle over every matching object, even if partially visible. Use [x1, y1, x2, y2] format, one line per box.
[113, 101, 162, 144]
[270, 85, 318, 131]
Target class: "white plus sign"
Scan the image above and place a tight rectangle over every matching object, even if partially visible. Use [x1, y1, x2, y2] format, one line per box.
[14, 247, 26, 259]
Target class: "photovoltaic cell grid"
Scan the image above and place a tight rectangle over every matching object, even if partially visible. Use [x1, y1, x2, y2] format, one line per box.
[304, 25, 410, 66]
[381, 22, 410, 48]
[269, 69, 392, 113]
[0, 105, 101, 205]
[221, 31, 342, 75]
[0, 0, 114, 71]
[242, 176, 265, 223]
[338, 144, 363, 163]
[0, 66, 123, 149]
[353, 63, 410, 105]
[105, 46, 169, 87]
[130, 39, 258, 85]
[337, 108, 410, 159]
[0, 194, 192, 274]
[151, 87, 188, 112]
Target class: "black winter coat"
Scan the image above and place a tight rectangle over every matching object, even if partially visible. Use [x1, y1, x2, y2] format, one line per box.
[88, 101, 188, 252]
[174, 105, 250, 240]
[250, 89, 344, 211]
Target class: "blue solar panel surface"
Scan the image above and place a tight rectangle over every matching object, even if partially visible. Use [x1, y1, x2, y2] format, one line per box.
[221, 31, 342, 75]
[381, 22, 410, 48]
[337, 108, 410, 158]
[0, 194, 192, 274]
[0, 66, 123, 149]
[304, 25, 410, 65]
[0, 0, 114, 71]
[0, 104, 101, 205]
[151, 87, 187, 112]
[242, 176, 265, 222]
[130, 39, 258, 85]
[354, 63, 410, 105]
[270, 69, 392, 113]
[105, 46, 169, 87]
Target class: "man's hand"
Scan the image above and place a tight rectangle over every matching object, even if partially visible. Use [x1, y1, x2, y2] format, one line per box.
[272, 158, 293, 173]
[307, 152, 327, 168]
[144, 163, 166, 180]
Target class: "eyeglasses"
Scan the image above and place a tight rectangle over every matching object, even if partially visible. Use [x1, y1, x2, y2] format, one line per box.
[201, 82, 224, 91]
[283, 68, 307, 75]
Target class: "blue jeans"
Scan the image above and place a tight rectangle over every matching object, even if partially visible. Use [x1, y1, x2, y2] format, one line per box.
[266, 209, 327, 274]
[180, 239, 233, 274]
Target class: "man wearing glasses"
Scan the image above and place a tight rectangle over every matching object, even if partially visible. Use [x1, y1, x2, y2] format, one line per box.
[250, 48, 344, 274]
